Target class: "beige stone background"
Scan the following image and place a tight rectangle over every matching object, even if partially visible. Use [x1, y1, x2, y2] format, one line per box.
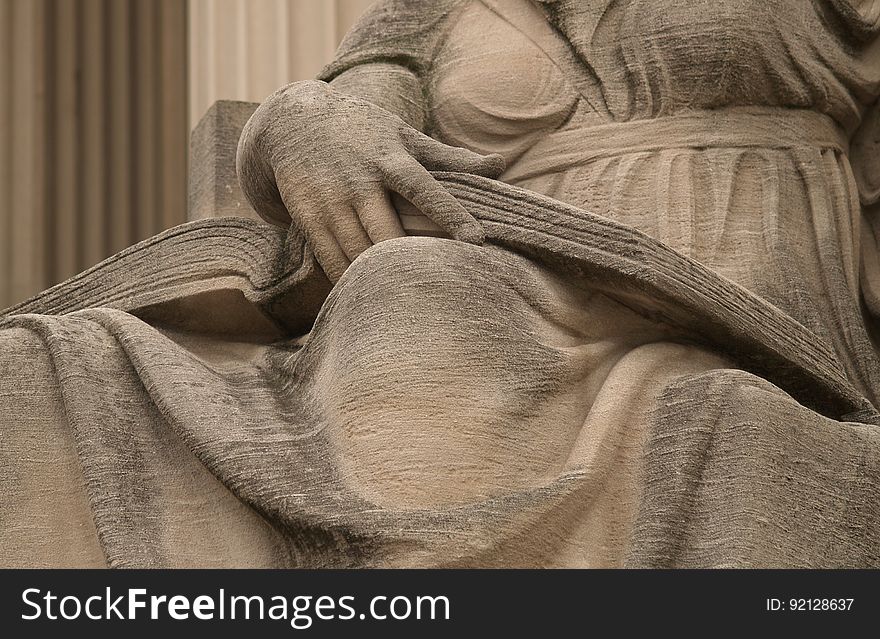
[0, 0, 373, 309]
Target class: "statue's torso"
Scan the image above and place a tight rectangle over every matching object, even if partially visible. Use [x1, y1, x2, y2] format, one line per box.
[424, 0, 880, 397]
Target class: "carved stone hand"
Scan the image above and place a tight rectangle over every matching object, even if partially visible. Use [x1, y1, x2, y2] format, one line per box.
[236, 79, 505, 281]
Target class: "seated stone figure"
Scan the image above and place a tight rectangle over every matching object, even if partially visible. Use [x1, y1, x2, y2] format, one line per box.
[2, 0, 880, 567]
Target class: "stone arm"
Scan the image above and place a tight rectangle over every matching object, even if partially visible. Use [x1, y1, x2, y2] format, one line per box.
[853, 98, 880, 322]
[236, 60, 505, 283]
[329, 62, 427, 130]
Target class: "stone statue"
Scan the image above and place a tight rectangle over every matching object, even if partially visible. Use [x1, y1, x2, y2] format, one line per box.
[2, 0, 880, 567]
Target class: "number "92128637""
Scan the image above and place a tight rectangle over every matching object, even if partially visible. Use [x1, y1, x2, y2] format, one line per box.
[766, 598, 854, 612]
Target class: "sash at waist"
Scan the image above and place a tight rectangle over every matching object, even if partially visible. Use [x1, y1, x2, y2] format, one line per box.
[505, 107, 850, 183]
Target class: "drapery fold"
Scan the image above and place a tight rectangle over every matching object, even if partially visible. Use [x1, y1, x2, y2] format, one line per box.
[3, 175, 879, 567]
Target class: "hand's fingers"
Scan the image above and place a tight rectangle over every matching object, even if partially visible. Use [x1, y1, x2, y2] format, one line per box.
[354, 189, 405, 244]
[326, 204, 373, 261]
[237, 118, 294, 228]
[239, 164, 294, 227]
[382, 160, 485, 244]
[301, 215, 351, 283]
[402, 129, 506, 178]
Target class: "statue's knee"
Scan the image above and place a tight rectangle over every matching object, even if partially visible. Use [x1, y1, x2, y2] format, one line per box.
[332, 236, 497, 319]
[344, 236, 485, 284]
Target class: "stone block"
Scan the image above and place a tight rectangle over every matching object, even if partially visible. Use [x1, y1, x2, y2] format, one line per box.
[187, 100, 261, 221]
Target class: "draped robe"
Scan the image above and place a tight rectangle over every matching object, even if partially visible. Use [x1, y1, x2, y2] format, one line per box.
[2, 0, 880, 567]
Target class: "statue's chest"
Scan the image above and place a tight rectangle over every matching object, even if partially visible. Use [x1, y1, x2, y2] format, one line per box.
[428, 0, 579, 156]
[431, 0, 824, 121]
[612, 0, 797, 78]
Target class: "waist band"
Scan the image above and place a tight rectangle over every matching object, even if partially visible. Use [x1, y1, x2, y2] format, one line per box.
[506, 107, 850, 182]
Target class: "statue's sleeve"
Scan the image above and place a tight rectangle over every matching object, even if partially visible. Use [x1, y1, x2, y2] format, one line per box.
[852, 98, 880, 207]
[853, 99, 880, 319]
[316, 0, 469, 82]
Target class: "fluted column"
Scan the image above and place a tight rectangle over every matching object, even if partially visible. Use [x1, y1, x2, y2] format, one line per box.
[187, 0, 373, 128]
[1, 0, 47, 306]
[0, 0, 189, 309]
[1, 0, 364, 308]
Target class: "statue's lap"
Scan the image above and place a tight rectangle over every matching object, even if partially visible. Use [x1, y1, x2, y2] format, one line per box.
[295, 237, 731, 510]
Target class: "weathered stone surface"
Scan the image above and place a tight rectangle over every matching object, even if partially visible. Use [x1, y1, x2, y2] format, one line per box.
[188, 100, 260, 222]
[2, 0, 880, 568]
